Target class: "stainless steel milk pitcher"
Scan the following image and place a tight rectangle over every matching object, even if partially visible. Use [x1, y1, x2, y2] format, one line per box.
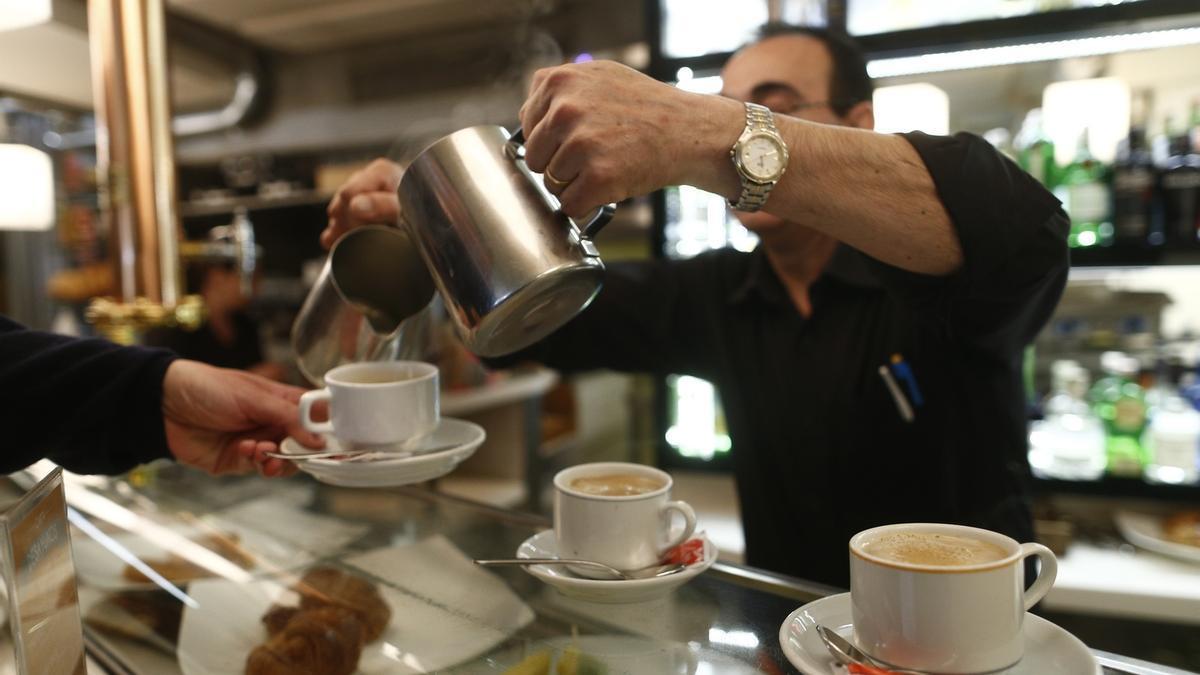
[398, 125, 615, 357]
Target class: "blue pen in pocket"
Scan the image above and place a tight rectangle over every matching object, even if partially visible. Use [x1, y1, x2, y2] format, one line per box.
[878, 365, 914, 423]
[889, 353, 924, 407]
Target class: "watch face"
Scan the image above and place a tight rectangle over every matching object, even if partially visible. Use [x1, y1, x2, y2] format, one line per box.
[739, 135, 785, 181]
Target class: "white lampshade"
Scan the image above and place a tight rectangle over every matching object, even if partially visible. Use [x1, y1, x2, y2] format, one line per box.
[1043, 78, 1131, 165]
[0, 144, 55, 231]
[873, 83, 950, 136]
[0, 0, 51, 32]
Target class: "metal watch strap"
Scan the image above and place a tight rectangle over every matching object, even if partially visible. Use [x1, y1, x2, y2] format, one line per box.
[731, 102, 779, 212]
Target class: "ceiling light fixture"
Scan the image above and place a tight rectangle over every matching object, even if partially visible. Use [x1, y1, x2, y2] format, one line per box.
[0, 144, 55, 231]
[0, 0, 51, 32]
[868, 26, 1200, 79]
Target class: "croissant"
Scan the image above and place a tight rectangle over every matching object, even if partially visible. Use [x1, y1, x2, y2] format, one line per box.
[260, 605, 300, 637]
[294, 567, 391, 642]
[245, 607, 365, 675]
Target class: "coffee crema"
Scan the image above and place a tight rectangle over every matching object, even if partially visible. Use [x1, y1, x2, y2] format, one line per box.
[338, 370, 417, 384]
[569, 473, 665, 497]
[862, 532, 1008, 567]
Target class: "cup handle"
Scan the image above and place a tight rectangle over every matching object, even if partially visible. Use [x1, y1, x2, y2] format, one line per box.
[298, 389, 334, 435]
[659, 500, 697, 552]
[505, 126, 616, 239]
[1019, 542, 1058, 611]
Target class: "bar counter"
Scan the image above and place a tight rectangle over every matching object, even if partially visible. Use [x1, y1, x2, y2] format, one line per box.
[6, 464, 1191, 675]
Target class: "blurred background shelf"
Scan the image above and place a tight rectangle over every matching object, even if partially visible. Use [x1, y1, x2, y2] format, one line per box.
[1035, 475, 1200, 503]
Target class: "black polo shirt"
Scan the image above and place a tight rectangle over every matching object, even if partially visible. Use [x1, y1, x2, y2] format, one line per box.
[501, 131, 1069, 587]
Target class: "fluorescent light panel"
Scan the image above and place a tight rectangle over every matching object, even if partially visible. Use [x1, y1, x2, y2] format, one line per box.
[868, 27, 1200, 78]
[0, 0, 51, 32]
[0, 144, 55, 231]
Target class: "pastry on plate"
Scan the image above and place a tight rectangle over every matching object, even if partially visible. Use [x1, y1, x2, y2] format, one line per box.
[245, 566, 392, 675]
[1163, 511, 1200, 548]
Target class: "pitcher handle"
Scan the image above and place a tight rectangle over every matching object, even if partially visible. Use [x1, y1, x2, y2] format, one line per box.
[505, 126, 616, 239]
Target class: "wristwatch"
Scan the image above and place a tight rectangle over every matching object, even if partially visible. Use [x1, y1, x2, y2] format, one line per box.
[729, 102, 789, 212]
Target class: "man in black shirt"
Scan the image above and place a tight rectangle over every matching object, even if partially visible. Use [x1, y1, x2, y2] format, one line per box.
[318, 26, 1067, 587]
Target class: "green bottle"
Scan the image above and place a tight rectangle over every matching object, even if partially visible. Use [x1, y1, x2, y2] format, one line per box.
[1189, 99, 1200, 152]
[1090, 352, 1148, 477]
[1015, 109, 1057, 188]
[1054, 128, 1114, 248]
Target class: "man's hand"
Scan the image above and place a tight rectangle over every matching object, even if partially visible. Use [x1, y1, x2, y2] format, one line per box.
[321, 158, 404, 249]
[519, 60, 743, 218]
[162, 360, 324, 477]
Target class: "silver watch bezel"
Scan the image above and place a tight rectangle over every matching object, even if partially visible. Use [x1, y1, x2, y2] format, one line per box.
[732, 130, 789, 183]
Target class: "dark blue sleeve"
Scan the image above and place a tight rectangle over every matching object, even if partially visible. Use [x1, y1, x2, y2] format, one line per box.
[0, 316, 176, 474]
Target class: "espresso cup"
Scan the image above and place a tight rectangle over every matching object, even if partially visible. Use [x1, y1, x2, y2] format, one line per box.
[554, 463, 696, 578]
[849, 523, 1058, 674]
[298, 361, 438, 450]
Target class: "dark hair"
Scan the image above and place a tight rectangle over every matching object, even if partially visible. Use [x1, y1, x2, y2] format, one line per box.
[752, 23, 873, 117]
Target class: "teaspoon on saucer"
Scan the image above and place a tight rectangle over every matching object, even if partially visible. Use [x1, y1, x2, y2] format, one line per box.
[474, 558, 687, 581]
[816, 624, 924, 675]
[265, 443, 456, 462]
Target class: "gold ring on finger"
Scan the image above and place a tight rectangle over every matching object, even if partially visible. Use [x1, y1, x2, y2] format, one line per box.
[544, 169, 571, 192]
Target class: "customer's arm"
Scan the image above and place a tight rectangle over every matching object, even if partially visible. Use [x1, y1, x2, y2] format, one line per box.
[0, 317, 320, 476]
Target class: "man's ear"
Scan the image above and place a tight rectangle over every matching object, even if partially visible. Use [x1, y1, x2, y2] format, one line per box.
[844, 100, 874, 131]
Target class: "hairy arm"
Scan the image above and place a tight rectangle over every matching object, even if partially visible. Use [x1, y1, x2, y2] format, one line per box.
[687, 101, 962, 276]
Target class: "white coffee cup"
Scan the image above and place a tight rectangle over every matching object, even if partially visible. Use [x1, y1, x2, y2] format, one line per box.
[554, 462, 696, 579]
[298, 361, 438, 450]
[849, 523, 1058, 674]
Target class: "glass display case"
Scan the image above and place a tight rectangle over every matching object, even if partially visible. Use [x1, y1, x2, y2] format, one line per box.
[0, 464, 1182, 674]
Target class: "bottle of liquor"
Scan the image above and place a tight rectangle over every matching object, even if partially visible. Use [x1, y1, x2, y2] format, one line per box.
[1162, 112, 1200, 248]
[1014, 109, 1056, 188]
[1183, 365, 1200, 412]
[1112, 126, 1162, 247]
[1189, 98, 1200, 152]
[1029, 360, 1106, 481]
[1054, 128, 1114, 248]
[1145, 376, 1200, 485]
[1090, 352, 1148, 477]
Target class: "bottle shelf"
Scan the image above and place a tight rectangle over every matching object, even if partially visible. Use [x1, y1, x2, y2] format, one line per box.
[1033, 474, 1200, 503]
[1069, 246, 1200, 268]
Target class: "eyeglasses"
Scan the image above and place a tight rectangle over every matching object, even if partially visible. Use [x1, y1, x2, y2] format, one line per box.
[774, 99, 861, 115]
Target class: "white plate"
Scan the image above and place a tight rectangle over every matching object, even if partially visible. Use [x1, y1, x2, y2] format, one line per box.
[516, 529, 716, 604]
[1115, 510, 1200, 564]
[454, 635, 763, 674]
[178, 536, 534, 675]
[281, 417, 484, 488]
[72, 498, 367, 592]
[779, 593, 1100, 675]
[72, 522, 300, 592]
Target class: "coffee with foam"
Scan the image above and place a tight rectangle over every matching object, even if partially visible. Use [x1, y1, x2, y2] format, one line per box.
[863, 532, 1008, 567]
[569, 473, 665, 497]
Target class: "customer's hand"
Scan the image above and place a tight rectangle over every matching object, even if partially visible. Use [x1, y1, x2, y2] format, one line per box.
[322, 158, 404, 249]
[161, 360, 324, 477]
[519, 60, 743, 218]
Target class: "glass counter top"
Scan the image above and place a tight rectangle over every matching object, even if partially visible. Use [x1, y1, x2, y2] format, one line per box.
[4, 463, 1187, 675]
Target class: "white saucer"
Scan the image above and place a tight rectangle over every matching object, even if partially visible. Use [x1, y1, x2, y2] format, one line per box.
[280, 417, 484, 488]
[779, 593, 1100, 675]
[515, 529, 715, 603]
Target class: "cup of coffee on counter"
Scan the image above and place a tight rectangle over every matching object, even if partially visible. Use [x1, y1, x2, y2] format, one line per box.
[849, 523, 1058, 674]
[554, 462, 696, 579]
[298, 361, 438, 451]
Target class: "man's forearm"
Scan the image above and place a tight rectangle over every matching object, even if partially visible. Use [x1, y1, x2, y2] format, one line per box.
[695, 106, 964, 277]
